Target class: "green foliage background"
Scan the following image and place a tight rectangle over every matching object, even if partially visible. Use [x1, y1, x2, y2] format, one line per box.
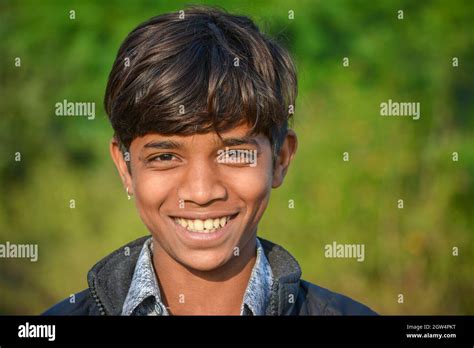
[1, 0, 473, 314]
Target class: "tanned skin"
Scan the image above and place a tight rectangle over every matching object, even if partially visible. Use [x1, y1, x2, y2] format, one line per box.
[110, 123, 297, 315]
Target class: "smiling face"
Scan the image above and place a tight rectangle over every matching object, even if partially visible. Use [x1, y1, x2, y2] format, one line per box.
[110, 123, 297, 272]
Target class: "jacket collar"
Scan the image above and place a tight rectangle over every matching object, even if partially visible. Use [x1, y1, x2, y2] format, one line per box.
[259, 238, 302, 315]
[87, 235, 302, 315]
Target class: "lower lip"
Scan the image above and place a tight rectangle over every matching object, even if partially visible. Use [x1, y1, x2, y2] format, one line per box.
[171, 215, 237, 243]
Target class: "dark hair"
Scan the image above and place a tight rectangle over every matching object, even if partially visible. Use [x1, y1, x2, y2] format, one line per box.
[104, 5, 297, 159]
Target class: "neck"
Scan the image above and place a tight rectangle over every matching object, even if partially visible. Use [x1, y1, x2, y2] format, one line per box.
[151, 237, 257, 315]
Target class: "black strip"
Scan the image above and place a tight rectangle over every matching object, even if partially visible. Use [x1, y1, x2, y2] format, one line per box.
[0, 315, 473, 346]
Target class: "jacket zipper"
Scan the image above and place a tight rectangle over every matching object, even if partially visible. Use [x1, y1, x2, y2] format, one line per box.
[89, 283, 107, 315]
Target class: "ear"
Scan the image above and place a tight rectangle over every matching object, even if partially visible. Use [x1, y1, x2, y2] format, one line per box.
[272, 129, 298, 188]
[109, 137, 133, 194]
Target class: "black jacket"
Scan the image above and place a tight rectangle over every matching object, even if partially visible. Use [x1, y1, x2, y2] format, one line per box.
[43, 236, 377, 315]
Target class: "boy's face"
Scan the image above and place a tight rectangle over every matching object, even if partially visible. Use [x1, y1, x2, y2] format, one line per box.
[110, 123, 297, 272]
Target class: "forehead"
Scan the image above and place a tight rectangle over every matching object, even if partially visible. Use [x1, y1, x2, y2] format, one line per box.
[130, 123, 269, 152]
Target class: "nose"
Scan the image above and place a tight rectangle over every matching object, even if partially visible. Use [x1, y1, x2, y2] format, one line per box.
[177, 159, 227, 206]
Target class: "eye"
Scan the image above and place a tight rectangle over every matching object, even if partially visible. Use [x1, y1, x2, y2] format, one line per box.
[150, 153, 178, 162]
[216, 148, 258, 166]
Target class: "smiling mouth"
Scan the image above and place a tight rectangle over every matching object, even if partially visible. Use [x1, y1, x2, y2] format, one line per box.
[172, 214, 237, 234]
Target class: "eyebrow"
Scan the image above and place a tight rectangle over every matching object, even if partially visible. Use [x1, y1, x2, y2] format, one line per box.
[142, 135, 261, 151]
[220, 136, 260, 149]
[143, 140, 182, 150]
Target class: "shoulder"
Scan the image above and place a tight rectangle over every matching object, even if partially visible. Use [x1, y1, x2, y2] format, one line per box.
[298, 280, 378, 315]
[42, 289, 101, 315]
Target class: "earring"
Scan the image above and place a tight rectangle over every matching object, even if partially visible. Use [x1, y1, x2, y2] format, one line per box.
[126, 187, 132, 200]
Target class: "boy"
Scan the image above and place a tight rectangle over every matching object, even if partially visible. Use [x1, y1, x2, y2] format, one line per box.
[44, 6, 376, 315]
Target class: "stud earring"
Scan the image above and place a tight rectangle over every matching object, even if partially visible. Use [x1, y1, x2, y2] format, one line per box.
[126, 187, 132, 200]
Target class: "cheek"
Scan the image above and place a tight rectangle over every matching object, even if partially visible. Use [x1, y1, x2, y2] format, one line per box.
[228, 170, 271, 202]
[132, 170, 175, 223]
[225, 157, 273, 213]
[135, 174, 164, 203]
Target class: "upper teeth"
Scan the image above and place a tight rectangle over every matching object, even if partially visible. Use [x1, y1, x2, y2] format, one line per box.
[174, 216, 231, 233]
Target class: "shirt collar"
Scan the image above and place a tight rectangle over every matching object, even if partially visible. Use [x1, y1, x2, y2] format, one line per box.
[122, 237, 273, 316]
[121, 237, 169, 315]
[240, 238, 273, 315]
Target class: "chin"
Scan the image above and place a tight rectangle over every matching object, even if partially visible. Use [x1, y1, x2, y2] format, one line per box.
[179, 249, 233, 272]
